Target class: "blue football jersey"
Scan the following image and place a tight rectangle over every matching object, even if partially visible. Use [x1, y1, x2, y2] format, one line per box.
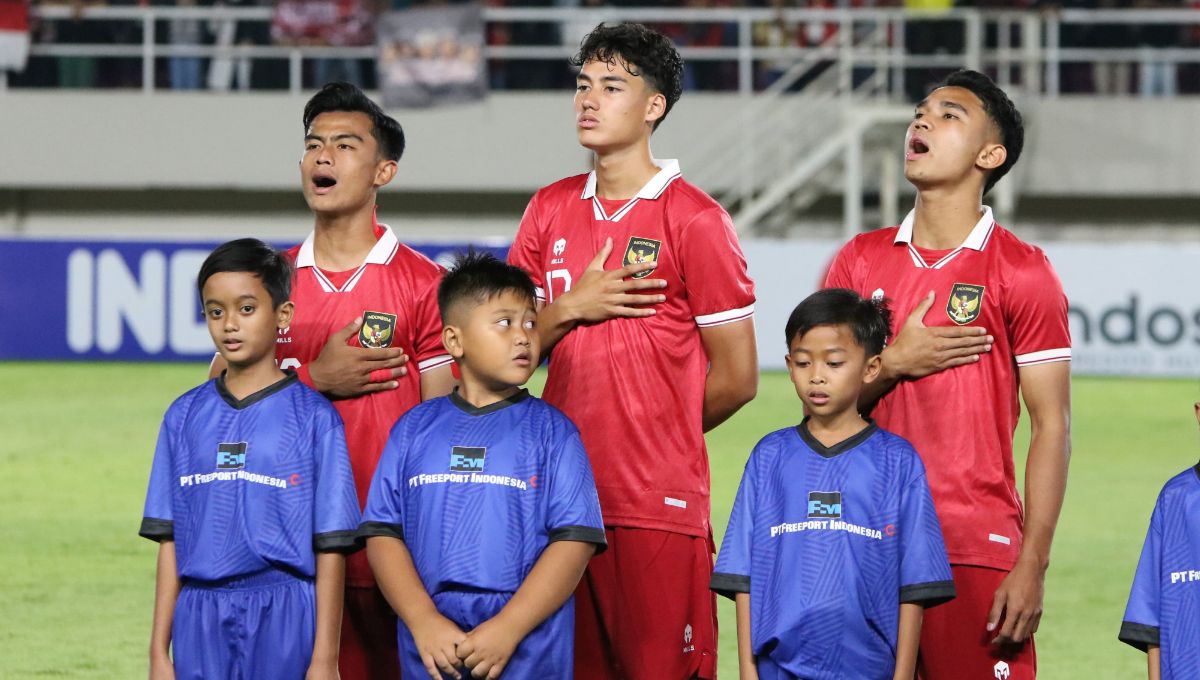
[1120, 463, 1200, 678]
[139, 372, 362, 580]
[359, 389, 606, 595]
[711, 421, 954, 679]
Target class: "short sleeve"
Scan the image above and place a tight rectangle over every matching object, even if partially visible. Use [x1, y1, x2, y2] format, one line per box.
[509, 194, 546, 302]
[823, 236, 860, 290]
[1008, 251, 1071, 367]
[898, 457, 956, 607]
[544, 424, 606, 552]
[312, 412, 363, 554]
[677, 207, 755, 328]
[139, 416, 176, 542]
[358, 420, 410, 542]
[1120, 501, 1163, 651]
[413, 273, 453, 374]
[711, 451, 758, 600]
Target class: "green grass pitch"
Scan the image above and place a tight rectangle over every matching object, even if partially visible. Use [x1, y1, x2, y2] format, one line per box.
[1, 362, 1196, 678]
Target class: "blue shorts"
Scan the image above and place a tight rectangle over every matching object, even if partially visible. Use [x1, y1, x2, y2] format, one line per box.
[398, 589, 574, 680]
[172, 568, 315, 680]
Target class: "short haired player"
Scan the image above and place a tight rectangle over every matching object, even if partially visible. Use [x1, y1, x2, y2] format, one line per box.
[824, 70, 1072, 679]
[507, 23, 759, 679]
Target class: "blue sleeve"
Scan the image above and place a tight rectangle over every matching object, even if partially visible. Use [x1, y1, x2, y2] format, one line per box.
[138, 415, 176, 542]
[358, 419, 409, 542]
[898, 456, 955, 607]
[312, 409, 363, 554]
[711, 448, 758, 600]
[544, 424, 607, 552]
[1120, 500, 1163, 651]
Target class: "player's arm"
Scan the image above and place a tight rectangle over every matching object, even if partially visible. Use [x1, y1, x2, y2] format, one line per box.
[367, 536, 466, 679]
[1147, 645, 1161, 680]
[455, 540, 597, 679]
[699, 317, 758, 432]
[419, 363, 456, 401]
[893, 603, 923, 680]
[535, 237, 665, 353]
[148, 541, 179, 680]
[859, 291, 993, 411]
[734, 592, 758, 680]
[305, 552, 344, 680]
[988, 361, 1070, 645]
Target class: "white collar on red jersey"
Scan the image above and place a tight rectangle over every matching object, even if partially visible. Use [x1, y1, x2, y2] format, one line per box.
[295, 222, 400, 269]
[893, 205, 996, 269]
[581, 158, 682, 222]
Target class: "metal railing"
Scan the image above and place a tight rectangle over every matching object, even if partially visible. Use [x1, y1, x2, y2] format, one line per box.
[8, 6, 1200, 96]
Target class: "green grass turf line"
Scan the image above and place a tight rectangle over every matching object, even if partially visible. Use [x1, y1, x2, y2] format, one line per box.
[0, 363, 1195, 678]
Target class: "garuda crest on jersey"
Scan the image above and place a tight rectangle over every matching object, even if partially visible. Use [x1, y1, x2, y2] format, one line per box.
[360, 311, 397, 348]
[623, 237, 662, 279]
[946, 283, 985, 325]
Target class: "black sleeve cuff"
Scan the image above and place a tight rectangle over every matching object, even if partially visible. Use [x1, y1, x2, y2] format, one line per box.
[710, 572, 751, 601]
[139, 517, 174, 542]
[357, 521, 404, 542]
[549, 525, 608, 554]
[313, 530, 363, 554]
[1119, 621, 1160, 651]
[899, 580, 956, 608]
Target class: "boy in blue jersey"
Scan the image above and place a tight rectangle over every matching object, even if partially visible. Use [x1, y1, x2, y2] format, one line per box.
[1119, 401, 1200, 680]
[360, 251, 606, 680]
[141, 238, 362, 680]
[711, 288, 956, 680]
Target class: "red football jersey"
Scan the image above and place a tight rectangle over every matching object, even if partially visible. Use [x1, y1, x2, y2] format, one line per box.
[279, 222, 450, 585]
[509, 160, 756, 538]
[825, 207, 1071, 570]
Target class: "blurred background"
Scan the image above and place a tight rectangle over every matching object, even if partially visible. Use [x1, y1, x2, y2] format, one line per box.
[1, 0, 1199, 677]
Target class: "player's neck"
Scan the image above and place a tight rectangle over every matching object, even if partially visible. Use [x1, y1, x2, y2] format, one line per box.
[805, 409, 870, 449]
[911, 187, 985, 251]
[222, 361, 287, 401]
[312, 203, 379, 271]
[592, 143, 658, 201]
[455, 376, 522, 410]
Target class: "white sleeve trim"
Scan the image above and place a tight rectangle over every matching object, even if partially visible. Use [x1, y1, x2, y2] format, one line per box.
[695, 304, 755, 328]
[417, 355, 454, 372]
[1015, 347, 1072, 366]
[533, 286, 546, 302]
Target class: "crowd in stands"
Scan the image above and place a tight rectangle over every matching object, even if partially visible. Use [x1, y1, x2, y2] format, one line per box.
[8, 0, 1200, 96]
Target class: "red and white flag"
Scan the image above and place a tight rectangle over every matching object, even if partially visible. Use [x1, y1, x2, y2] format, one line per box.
[0, 0, 30, 72]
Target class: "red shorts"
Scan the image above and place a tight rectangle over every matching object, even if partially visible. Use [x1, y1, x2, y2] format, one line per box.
[574, 527, 718, 680]
[918, 565, 1037, 680]
[339, 585, 400, 680]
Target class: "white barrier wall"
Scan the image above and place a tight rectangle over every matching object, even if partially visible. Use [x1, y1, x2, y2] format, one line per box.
[743, 240, 1200, 378]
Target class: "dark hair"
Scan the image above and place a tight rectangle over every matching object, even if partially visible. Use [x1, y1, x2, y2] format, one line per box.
[197, 238, 292, 308]
[571, 23, 684, 131]
[438, 250, 538, 323]
[784, 288, 893, 356]
[303, 82, 406, 162]
[937, 69, 1023, 196]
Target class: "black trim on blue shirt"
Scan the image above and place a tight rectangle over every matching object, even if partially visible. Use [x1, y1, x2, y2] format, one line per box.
[214, 370, 299, 410]
[448, 387, 530, 416]
[710, 572, 751, 600]
[1193, 460, 1200, 480]
[138, 517, 174, 542]
[899, 580, 956, 608]
[357, 521, 405, 542]
[548, 525, 608, 554]
[796, 418, 878, 458]
[313, 530, 363, 554]
[1119, 621, 1160, 651]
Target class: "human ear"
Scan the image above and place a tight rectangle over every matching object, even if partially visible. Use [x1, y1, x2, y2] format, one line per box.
[442, 325, 464, 359]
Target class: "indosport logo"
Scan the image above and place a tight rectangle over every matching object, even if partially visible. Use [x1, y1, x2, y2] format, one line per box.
[1069, 295, 1200, 348]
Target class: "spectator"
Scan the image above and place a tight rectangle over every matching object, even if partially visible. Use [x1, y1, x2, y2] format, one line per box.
[1134, 0, 1182, 97]
[169, 0, 206, 89]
